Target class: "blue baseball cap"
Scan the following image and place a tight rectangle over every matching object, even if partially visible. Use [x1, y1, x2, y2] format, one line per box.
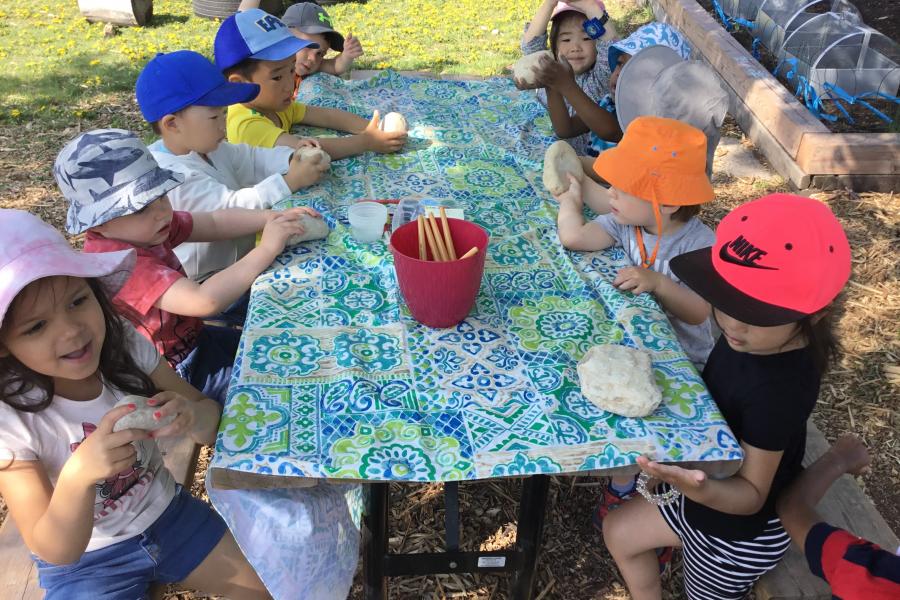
[214, 8, 319, 71]
[136, 51, 260, 122]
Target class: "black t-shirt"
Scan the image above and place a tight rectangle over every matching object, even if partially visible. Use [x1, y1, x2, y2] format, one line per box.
[684, 337, 820, 540]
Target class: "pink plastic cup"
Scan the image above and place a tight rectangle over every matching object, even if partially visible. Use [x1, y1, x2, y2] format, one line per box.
[390, 218, 489, 328]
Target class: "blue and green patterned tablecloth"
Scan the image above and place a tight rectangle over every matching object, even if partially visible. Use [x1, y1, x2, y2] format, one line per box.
[210, 71, 743, 483]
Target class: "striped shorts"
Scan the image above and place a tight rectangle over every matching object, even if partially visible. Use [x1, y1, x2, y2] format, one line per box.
[658, 485, 792, 600]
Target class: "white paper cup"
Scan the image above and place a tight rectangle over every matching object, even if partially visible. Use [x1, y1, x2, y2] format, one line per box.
[348, 202, 387, 242]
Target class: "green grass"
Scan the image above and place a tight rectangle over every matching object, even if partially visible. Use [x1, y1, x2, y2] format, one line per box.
[0, 0, 652, 124]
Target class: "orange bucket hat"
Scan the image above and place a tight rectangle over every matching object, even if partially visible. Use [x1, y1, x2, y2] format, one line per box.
[593, 115, 715, 268]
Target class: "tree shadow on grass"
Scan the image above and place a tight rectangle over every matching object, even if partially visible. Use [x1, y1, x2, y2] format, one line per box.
[0, 54, 148, 124]
[147, 13, 191, 27]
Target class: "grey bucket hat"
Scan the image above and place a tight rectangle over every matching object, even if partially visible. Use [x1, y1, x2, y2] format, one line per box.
[616, 45, 730, 174]
[282, 2, 345, 51]
[53, 129, 184, 234]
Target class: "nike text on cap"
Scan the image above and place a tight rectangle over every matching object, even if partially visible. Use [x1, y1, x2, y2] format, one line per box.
[670, 193, 851, 326]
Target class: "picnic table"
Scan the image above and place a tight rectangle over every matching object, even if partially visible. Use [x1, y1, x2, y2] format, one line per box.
[208, 70, 744, 599]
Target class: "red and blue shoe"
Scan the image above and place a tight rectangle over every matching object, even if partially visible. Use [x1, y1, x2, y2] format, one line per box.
[591, 484, 636, 535]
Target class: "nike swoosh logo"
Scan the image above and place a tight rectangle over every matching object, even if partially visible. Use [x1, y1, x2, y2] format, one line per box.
[719, 243, 779, 270]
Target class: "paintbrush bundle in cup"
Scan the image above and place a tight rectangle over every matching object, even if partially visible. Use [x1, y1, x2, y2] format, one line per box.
[416, 208, 477, 261]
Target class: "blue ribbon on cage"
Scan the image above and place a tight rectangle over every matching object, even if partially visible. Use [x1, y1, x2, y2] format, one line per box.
[711, 0, 732, 30]
[823, 83, 898, 124]
[750, 37, 762, 61]
[773, 57, 799, 81]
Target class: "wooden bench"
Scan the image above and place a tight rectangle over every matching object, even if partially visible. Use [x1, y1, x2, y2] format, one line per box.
[756, 422, 899, 599]
[0, 436, 201, 600]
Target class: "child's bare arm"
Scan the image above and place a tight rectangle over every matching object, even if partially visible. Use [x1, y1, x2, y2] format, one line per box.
[537, 58, 621, 142]
[556, 175, 616, 251]
[157, 210, 308, 316]
[186, 208, 271, 242]
[614, 269, 711, 325]
[301, 108, 406, 159]
[777, 435, 870, 549]
[638, 442, 784, 515]
[0, 407, 150, 564]
[560, 84, 621, 142]
[579, 174, 613, 214]
[331, 33, 363, 74]
[302, 105, 369, 132]
[547, 87, 589, 139]
[318, 58, 341, 75]
[524, 0, 559, 44]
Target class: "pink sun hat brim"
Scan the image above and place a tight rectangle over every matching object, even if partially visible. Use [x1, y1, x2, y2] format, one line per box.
[551, 0, 606, 18]
[0, 209, 135, 327]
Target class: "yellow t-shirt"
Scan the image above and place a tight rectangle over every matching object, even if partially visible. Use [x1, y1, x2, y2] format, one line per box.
[226, 102, 308, 148]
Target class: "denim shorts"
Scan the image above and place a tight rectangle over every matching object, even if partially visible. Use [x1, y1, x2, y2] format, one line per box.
[175, 325, 241, 405]
[34, 485, 227, 600]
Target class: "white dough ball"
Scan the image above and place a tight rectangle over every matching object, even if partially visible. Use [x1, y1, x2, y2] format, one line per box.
[112, 394, 176, 432]
[296, 146, 331, 169]
[576, 345, 663, 418]
[542, 140, 584, 195]
[379, 112, 408, 133]
[512, 51, 552, 88]
[287, 214, 330, 245]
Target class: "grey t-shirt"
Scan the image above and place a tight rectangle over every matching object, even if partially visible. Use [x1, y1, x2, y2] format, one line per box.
[594, 214, 716, 367]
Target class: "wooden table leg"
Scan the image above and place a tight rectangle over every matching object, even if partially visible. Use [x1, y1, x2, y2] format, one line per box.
[363, 482, 389, 600]
[509, 475, 550, 600]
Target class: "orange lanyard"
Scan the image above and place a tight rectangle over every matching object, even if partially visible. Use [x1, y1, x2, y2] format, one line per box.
[635, 202, 665, 269]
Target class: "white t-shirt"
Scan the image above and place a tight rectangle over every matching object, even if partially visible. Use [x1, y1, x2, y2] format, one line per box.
[149, 140, 294, 282]
[0, 322, 176, 552]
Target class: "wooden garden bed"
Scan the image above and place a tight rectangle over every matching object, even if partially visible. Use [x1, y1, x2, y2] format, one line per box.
[648, 0, 900, 190]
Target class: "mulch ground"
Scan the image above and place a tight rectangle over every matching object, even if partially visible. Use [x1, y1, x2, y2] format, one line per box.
[0, 97, 897, 599]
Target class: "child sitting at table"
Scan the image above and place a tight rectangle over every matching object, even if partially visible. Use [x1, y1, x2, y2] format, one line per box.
[554, 116, 716, 520]
[0, 210, 270, 599]
[777, 434, 900, 599]
[520, 0, 619, 154]
[603, 193, 852, 600]
[136, 50, 329, 287]
[215, 8, 405, 159]
[54, 128, 315, 405]
[282, 2, 365, 81]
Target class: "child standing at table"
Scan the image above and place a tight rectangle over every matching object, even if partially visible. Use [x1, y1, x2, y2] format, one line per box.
[555, 115, 717, 521]
[603, 193, 852, 600]
[54, 129, 314, 404]
[520, 0, 619, 153]
[135, 50, 329, 286]
[0, 210, 270, 599]
[216, 8, 405, 159]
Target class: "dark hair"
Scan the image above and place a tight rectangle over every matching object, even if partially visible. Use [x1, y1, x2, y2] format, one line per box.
[712, 305, 839, 376]
[671, 204, 701, 222]
[149, 106, 187, 135]
[797, 308, 838, 376]
[0, 278, 157, 412]
[549, 11, 586, 59]
[223, 58, 262, 81]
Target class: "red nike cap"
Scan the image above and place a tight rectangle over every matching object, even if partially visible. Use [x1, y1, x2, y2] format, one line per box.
[670, 194, 851, 326]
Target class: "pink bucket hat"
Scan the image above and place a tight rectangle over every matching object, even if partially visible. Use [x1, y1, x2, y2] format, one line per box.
[0, 209, 135, 327]
[552, 0, 606, 18]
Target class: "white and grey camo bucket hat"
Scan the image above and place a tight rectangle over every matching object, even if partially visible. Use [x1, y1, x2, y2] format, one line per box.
[53, 129, 184, 234]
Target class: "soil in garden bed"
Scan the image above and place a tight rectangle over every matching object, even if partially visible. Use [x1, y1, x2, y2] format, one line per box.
[697, 0, 900, 134]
